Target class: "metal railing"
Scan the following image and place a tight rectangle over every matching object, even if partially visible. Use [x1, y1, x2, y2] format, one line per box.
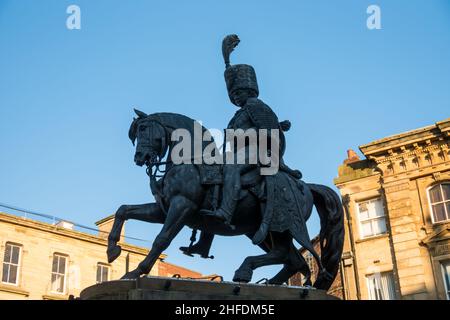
[0, 202, 151, 244]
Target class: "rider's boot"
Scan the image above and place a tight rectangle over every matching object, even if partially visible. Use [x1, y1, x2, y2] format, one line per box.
[200, 166, 240, 226]
[179, 232, 215, 259]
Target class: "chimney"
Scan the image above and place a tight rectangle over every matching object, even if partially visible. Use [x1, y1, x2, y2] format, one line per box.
[95, 215, 125, 242]
[344, 149, 360, 164]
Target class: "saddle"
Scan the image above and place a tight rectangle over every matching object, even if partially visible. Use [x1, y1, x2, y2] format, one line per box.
[196, 164, 308, 246]
[197, 164, 263, 187]
[196, 164, 302, 210]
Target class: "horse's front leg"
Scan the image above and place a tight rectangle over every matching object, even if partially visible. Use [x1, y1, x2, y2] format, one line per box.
[121, 195, 196, 279]
[107, 203, 165, 263]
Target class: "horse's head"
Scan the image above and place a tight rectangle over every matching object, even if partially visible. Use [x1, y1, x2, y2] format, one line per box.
[128, 109, 168, 167]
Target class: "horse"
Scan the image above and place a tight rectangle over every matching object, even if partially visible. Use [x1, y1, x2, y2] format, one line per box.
[106, 109, 344, 290]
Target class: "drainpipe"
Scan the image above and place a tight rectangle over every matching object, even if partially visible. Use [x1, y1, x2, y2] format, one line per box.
[342, 194, 361, 300]
[126, 253, 130, 273]
[339, 261, 348, 300]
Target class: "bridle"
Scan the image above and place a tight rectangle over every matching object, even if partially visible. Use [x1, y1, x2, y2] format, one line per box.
[146, 160, 170, 179]
[140, 118, 172, 179]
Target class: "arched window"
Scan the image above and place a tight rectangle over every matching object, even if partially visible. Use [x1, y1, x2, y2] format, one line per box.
[428, 183, 450, 223]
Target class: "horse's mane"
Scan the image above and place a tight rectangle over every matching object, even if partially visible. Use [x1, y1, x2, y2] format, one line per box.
[129, 112, 218, 153]
[148, 112, 209, 135]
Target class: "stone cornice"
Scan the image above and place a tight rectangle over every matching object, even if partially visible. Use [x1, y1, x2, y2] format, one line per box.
[369, 143, 447, 164]
[420, 226, 450, 257]
[335, 118, 450, 183]
[352, 119, 450, 177]
[359, 118, 450, 160]
[421, 226, 450, 245]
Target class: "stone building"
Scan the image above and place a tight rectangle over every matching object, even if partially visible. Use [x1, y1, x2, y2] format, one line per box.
[289, 236, 345, 299]
[334, 118, 450, 300]
[0, 211, 212, 300]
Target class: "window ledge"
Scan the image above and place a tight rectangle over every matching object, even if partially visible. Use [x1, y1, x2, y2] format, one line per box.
[0, 283, 30, 296]
[355, 233, 389, 244]
[42, 293, 69, 300]
[423, 221, 450, 233]
[431, 220, 450, 227]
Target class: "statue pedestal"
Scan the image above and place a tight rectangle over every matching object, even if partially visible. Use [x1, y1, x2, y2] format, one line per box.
[79, 276, 338, 300]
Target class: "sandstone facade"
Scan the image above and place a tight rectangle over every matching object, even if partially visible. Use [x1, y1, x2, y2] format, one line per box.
[0, 212, 209, 299]
[333, 118, 450, 300]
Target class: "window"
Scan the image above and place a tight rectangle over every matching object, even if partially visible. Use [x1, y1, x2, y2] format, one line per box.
[96, 263, 109, 283]
[366, 272, 396, 300]
[2, 243, 21, 285]
[357, 198, 387, 238]
[300, 252, 315, 285]
[442, 260, 450, 300]
[304, 252, 314, 272]
[428, 183, 450, 223]
[51, 254, 67, 294]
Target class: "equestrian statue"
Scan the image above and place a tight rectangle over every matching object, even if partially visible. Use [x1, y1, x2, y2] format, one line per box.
[106, 35, 344, 290]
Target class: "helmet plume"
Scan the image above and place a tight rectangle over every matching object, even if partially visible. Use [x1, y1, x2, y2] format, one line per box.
[222, 34, 240, 68]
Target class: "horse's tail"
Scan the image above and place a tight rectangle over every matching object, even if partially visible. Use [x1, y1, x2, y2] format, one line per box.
[308, 183, 344, 290]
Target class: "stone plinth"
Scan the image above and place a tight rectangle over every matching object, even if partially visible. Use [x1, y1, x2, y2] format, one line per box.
[79, 276, 338, 300]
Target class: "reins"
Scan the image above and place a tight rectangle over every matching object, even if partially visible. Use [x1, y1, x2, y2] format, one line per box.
[146, 160, 171, 178]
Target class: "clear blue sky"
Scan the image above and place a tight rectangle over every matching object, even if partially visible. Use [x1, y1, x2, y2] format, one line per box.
[1, 0, 449, 281]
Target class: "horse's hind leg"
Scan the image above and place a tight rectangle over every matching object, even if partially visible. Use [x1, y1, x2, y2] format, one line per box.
[268, 244, 311, 286]
[233, 232, 290, 283]
[107, 203, 165, 263]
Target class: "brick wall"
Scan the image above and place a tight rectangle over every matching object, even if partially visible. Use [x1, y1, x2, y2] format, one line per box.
[289, 236, 344, 299]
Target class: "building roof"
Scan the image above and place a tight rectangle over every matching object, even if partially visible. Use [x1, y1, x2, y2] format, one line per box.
[95, 214, 115, 226]
[0, 211, 167, 259]
[359, 118, 450, 157]
[335, 117, 450, 185]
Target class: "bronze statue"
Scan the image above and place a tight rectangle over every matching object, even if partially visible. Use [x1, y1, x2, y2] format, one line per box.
[106, 35, 344, 290]
[200, 35, 300, 230]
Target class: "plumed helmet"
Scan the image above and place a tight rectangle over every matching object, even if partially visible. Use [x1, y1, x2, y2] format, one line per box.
[222, 34, 259, 97]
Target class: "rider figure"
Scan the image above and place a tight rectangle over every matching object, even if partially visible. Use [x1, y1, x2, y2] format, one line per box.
[200, 35, 301, 233]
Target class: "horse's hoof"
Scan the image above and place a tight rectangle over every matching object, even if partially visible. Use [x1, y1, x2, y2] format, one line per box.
[233, 277, 251, 283]
[107, 245, 122, 263]
[233, 269, 252, 283]
[120, 270, 141, 280]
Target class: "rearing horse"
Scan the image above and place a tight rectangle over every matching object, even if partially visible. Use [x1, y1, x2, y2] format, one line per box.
[106, 110, 344, 290]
